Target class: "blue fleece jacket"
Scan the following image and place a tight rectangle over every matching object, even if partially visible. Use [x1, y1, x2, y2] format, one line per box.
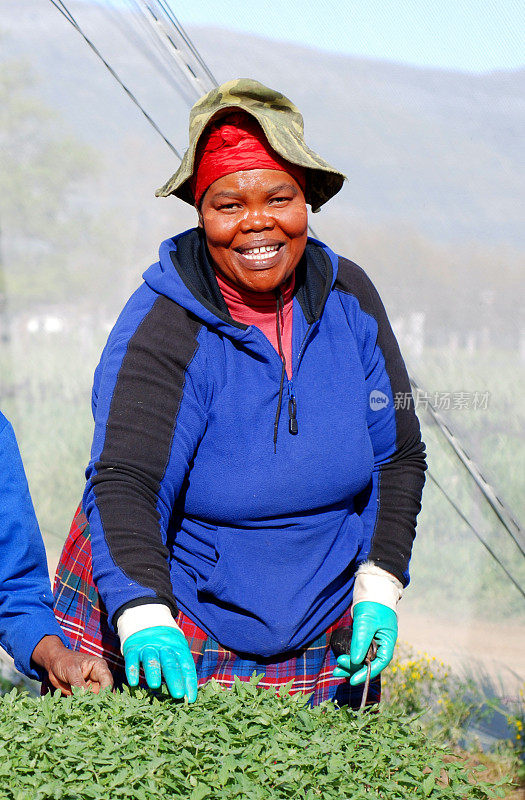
[83, 229, 426, 657]
[0, 413, 69, 677]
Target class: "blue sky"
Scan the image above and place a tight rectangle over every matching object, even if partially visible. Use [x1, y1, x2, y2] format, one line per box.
[152, 0, 523, 73]
[83, 0, 524, 72]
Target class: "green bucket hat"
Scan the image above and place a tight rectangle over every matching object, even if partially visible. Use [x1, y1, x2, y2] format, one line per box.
[155, 78, 346, 213]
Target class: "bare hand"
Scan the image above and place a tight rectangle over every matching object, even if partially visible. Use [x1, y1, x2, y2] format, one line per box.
[32, 635, 113, 695]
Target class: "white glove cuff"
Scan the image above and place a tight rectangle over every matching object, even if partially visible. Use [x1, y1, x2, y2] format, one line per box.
[351, 562, 404, 614]
[117, 603, 181, 651]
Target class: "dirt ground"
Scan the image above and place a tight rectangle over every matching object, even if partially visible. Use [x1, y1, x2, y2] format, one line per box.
[399, 611, 525, 695]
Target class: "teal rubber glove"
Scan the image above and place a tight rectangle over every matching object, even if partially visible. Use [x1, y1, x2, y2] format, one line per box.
[122, 625, 198, 702]
[332, 601, 397, 686]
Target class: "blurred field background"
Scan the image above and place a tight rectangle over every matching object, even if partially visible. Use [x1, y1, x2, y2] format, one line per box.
[0, 0, 523, 750]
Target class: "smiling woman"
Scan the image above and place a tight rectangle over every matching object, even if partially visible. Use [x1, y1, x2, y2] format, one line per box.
[49, 78, 426, 709]
[193, 109, 308, 293]
[200, 169, 308, 293]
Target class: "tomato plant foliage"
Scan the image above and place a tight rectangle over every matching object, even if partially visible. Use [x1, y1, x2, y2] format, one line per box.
[0, 675, 508, 799]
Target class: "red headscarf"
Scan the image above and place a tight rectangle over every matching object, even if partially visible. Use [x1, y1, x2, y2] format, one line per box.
[190, 111, 306, 206]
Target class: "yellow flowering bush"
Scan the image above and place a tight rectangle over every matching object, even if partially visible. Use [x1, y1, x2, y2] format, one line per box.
[382, 643, 450, 718]
[382, 643, 525, 756]
[508, 687, 524, 743]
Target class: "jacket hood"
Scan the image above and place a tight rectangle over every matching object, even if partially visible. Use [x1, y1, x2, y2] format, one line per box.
[143, 228, 339, 339]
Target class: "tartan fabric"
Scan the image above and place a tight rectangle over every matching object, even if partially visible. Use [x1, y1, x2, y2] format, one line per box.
[52, 505, 380, 709]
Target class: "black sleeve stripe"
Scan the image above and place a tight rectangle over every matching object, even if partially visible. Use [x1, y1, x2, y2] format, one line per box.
[92, 295, 202, 622]
[335, 257, 427, 585]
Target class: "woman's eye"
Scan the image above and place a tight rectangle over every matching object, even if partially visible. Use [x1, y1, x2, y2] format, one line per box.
[219, 203, 241, 211]
[270, 196, 291, 204]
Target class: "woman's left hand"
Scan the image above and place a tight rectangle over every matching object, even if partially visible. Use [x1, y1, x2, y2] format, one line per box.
[32, 635, 114, 694]
[332, 601, 397, 685]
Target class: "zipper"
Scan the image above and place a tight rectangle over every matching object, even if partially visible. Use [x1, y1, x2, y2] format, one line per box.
[288, 394, 298, 434]
[285, 321, 316, 437]
[295, 322, 315, 374]
[268, 292, 320, 449]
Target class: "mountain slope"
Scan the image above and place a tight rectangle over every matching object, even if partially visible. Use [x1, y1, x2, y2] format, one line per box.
[2, 0, 523, 248]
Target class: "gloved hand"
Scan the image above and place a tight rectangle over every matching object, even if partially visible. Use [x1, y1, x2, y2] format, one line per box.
[122, 625, 198, 702]
[332, 601, 397, 686]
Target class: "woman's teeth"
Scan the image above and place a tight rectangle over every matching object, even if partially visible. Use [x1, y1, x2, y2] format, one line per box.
[240, 245, 280, 261]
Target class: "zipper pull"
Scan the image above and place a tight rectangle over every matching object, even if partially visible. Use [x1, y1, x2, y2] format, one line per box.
[288, 395, 298, 435]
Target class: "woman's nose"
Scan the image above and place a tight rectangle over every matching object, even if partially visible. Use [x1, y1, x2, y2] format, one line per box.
[240, 208, 274, 232]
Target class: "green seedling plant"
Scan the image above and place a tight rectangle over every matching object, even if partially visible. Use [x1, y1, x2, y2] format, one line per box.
[0, 674, 513, 799]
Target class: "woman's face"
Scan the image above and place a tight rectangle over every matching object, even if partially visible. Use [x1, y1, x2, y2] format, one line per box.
[199, 169, 308, 293]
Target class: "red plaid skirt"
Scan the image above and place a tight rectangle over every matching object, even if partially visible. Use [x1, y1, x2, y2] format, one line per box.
[51, 505, 380, 708]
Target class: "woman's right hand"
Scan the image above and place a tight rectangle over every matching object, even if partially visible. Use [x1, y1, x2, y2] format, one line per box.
[122, 625, 198, 702]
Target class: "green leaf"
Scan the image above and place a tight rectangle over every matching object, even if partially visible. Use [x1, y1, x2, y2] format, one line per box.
[422, 773, 435, 796]
[190, 784, 211, 800]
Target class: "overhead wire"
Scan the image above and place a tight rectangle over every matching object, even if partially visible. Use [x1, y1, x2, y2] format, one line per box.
[152, 0, 219, 87]
[130, 0, 216, 98]
[49, 0, 523, 585]
[96, 0, 188, 98]
[48, 0, 182, 160]
[410, 373, 524, 558]
[426, 469, 525, 600]
[124, 0, 207, 104]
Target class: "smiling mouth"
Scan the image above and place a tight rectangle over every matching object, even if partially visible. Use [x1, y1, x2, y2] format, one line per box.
[235, 243, 284, 262]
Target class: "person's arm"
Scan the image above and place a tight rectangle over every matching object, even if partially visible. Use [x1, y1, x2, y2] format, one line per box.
[0, 415, 112, 692]
[332, 259, 426, 685]
[84, 295, 208, 699]
[356, 272, 426, 588]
